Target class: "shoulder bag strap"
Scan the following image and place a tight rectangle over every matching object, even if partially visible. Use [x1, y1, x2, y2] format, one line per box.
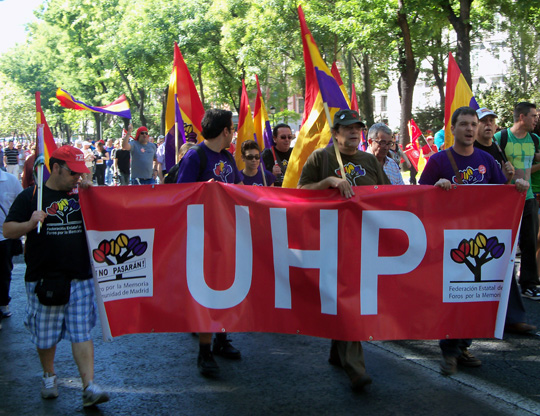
[445, 149, 463, 184]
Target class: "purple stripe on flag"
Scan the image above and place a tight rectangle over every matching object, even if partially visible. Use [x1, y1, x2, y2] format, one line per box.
[263, 120, 273, 149]
[315, 67, 349, 110]
[469, 96, 480, 110]
[163, 97, 186, 172]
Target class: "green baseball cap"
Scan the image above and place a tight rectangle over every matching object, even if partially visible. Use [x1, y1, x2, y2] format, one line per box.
[333, 109, 364, 127]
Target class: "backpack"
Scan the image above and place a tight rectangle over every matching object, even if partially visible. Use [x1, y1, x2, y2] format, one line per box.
[163, 145, 235, 184]
[499, 128, 540, 154]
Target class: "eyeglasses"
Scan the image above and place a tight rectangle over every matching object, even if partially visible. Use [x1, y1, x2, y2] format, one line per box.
[245, 154, 260, 161]
[139, 132, 149, 136]
[61, 165, 82, 176]
[374, 140, 393, 147]
[279, 135, 294, 140]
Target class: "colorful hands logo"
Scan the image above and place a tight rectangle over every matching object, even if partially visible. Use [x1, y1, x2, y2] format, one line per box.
[92, 233, 148, 279]
[46, 198, 80, 223]
[455, 166, 484, 184]
[336, 163, 366, 185]
[450, 232, 505, 282]
[213, 161, 232, 182]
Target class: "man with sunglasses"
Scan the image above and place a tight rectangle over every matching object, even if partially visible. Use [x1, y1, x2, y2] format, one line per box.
[367, 123, 405, 185]
[261, 123, 294, 187]
[122, 125, 158, 185]
[3, 145, 110, 407]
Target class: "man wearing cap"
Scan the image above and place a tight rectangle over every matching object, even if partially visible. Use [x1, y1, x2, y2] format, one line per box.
[261, 123, 294, 187]
[4, 141, 19, 177]
[298, 109, 389, 391]
[3, 146, 110, 407]
[494, 102, 540, 300]
[367, 123, 405, 185]
[122, 124, 158, 185]
[420, 106, 529, 375]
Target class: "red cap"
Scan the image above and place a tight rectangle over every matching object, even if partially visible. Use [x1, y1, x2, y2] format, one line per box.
[98, 139, 105, 144]
[50, 145, 90, 174]
[135, 126, 148, 141]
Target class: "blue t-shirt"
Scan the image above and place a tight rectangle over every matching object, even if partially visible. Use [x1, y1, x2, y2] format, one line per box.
[176, 141, 243, 184]
[419, 147, 506, 185]
[242, 168, 276, 186]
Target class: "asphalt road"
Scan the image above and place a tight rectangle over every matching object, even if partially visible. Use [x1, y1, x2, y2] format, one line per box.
[1, 259, 540, 416]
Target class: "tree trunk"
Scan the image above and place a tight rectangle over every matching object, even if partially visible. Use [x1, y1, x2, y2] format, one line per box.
[397, 0, 419, 147]
[197, 62, 205, 108]
[138, 88, 147, 127]
[92, 112, 102, 142]
[354, 53, 374, 126]
[161, 86, 168, 136]
[441, 0, 473, 86]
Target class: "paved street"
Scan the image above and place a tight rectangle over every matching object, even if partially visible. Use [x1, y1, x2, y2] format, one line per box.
[1, 259, 540, 416]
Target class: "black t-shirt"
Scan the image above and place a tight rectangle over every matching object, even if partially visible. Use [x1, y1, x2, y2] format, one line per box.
[5, 185, 91, 281]
[473, 141, 504, 169]
[261, 146, 293, 187]
[115, 149, 131, 174]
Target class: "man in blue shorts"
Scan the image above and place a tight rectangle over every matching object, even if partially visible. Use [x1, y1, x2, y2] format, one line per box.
[4, 145, 109, 407]
[177, 108, 244, 377]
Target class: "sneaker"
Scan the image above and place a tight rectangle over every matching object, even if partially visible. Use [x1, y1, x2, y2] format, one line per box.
[41, 373, 59, 399]
[350, 373, 372, 392]
[212, 337, 241, 359]
[82, 382, 109, 407]
[440, 355, 457, 375]
[0, 305, 12, 318]
[522, 287, 540, 300]
[457, 349, 482, 367]
[197, 350, 220, 377]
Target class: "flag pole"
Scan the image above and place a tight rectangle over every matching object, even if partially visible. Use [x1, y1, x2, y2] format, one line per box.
[35, 92, 44, 234]
[322, 102, 346, 180]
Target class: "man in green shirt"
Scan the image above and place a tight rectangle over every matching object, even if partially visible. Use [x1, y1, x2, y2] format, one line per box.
[298, 109, 389, 391]
[494, 102, 540, 299]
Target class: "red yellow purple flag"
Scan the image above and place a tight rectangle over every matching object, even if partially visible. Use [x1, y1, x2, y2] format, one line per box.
[444, 52, 479, 149]
[165, 42, 205, 149]
[253, 75, 273, 150]
[35, 92, 58, 181]
[235, 79, 256, 171]
[281, 6, 349, 188]
[56, 89, 131, 119]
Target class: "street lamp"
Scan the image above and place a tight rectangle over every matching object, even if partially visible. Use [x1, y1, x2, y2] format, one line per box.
[269, 106, 276, 127]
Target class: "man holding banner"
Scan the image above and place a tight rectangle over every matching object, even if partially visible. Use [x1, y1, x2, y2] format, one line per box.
[298, 109, 389, 391]
[3, 146, 110, 407]
[419, 106, 529, 375]
[176, 109, 243, 377]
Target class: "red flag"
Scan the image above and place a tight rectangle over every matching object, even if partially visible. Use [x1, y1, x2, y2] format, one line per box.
[408, 119, 422, 144]
[350, 83, 359, 112]
[235, 79, 256, 170]
[35, 92, 58, 180]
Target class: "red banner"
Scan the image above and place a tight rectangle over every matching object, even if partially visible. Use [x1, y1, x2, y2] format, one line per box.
[80, 184, 524, 342]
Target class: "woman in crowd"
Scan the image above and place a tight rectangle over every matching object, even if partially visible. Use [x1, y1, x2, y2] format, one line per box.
[240, 140, 275, 186]
[93, 141, 109, 185]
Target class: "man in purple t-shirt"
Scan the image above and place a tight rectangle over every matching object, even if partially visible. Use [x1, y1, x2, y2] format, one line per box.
[176, 109, 243, 378]
[420, 106, 529, 377]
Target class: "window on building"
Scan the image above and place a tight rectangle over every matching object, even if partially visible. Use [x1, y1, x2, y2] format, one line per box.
[381, 95, 387, 112]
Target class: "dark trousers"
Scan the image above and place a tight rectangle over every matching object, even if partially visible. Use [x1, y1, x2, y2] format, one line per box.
[0, 240, 15, 306]
[518, 198, 540, 290]
[439, 338, 472, 357]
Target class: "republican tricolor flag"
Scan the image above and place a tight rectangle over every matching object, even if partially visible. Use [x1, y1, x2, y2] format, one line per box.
[35, 92, 58, 181]
[444, 53, 479, 149]
[253, 75, 273, 150]
[281, 6, 349, 188]
[235, 79, 257, 171]
[56, 89, 132, 119]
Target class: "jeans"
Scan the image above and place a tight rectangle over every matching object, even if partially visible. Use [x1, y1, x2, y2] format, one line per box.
[130, 178, 155, 185]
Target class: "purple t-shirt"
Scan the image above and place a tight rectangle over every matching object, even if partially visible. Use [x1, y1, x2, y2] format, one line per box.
[176, 141, 243, 184]
[419, 147, 506, 185]
[242, 169, 276, 186]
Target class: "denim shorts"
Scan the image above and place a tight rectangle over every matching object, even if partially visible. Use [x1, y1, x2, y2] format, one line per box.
[25, 278, 97, 349]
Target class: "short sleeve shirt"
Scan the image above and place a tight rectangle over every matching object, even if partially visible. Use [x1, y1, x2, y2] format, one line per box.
[419, 147, 506, 186]
[176, 141, 243, 184]
[298, 145, 390, 187]
[242, 169, 276, 186]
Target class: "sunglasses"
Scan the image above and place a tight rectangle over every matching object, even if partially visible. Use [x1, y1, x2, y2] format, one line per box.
[279, 135, 294, 140]
[139, 132, 149, 136]
[245, 154, 260, 161]
[61, 164, 82, 176]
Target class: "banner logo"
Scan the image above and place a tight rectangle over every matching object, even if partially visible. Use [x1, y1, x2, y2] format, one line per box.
[443, 229, 511, 303]
[46, 198, 80, 224]
[87, 229, 154, 302]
